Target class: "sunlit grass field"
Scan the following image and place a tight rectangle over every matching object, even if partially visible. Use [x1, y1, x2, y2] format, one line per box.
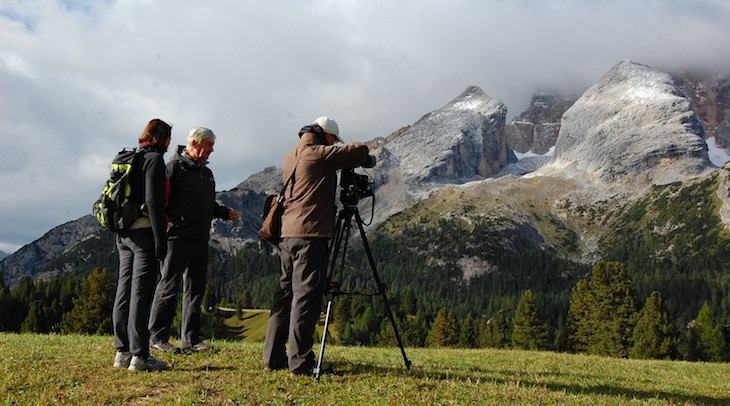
[2, 331, 729, 405]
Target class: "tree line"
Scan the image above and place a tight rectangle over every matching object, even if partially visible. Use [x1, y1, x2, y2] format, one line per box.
[2, 258, 726, 362]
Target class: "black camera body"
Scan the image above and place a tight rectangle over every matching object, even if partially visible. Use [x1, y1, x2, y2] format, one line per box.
[339, 155, 376, 206]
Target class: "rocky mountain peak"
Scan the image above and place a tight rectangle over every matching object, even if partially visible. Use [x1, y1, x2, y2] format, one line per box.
[365, 85, 515, 225]
[5, 62, 730, 290]
[445, 85, 505, 114]
[376, 85, 511, 185]
[545, 60, 713, 185]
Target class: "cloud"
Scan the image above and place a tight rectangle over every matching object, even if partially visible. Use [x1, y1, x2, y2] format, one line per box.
[1, 0, 729, 252]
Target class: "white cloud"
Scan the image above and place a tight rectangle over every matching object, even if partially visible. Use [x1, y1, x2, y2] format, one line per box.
[1, 0, 730, 252]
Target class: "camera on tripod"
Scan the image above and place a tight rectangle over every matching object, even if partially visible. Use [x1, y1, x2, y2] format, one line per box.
[339, 155, 376, 206]
[317, 153, 411, 380]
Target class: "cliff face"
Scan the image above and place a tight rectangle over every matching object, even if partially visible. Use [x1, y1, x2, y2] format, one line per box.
[367, 85, 516, 225]
[505, 92, 578, 155]
[378, 85, 513, 184]
[673, 71, 730, 143]
[546, 60, 713, 185]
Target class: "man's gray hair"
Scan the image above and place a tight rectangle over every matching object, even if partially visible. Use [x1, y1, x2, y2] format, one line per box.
[187, 127, 216, 149]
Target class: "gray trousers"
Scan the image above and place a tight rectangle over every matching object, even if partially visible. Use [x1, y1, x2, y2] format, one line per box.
[148, 239, 209, 347]
[113, 228, 158, 358]
[263, 238, 328, 374]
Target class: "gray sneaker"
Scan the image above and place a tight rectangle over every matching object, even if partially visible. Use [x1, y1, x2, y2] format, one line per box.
[113, 351, 131, 368]
[128, 355, 168, 371]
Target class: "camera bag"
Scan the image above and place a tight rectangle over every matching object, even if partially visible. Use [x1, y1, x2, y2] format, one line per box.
[258, 162, 298, 245]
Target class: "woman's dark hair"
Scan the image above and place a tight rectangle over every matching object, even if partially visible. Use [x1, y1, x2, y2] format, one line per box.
[139, 118, 172, 151]
[298, 124, 327, 144]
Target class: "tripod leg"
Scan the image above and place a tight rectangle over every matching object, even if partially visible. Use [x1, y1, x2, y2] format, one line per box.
[354, 213, 412, 370]
[314, 295, 335, 381]
[314, 209, 352, 381]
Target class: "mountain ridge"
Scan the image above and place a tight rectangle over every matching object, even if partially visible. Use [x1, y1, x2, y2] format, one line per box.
[1, 60, 729, 290]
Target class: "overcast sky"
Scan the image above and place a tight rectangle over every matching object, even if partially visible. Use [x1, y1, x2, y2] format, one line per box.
[1, 0, 729, 254]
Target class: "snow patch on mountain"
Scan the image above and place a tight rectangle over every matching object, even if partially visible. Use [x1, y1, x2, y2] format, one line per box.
[706, 137, 730, 167]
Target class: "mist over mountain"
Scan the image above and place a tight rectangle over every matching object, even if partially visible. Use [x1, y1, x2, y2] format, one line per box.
[2, 60, 729, 291]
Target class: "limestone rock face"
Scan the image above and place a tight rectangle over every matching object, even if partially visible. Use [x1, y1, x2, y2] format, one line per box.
[673, 71, 730, 145]
[380, 85, 513, 184]
[548, 60, 713, 184]
[367, 85, 516, 225]
[506, 92, 577, 154]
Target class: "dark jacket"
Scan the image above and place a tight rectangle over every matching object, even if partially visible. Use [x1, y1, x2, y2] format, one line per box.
[166, 145, 231, 240]
[280, 132, 370, 239]
[127, 145, 169, 255]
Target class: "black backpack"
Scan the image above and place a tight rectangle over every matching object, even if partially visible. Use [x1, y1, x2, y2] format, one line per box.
[92, 148, 143, 231]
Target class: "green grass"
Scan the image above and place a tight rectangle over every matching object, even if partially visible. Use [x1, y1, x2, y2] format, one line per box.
[1, 333, 729, 405]
[222, 309, 271, 342]
[221, 309, 336, 344]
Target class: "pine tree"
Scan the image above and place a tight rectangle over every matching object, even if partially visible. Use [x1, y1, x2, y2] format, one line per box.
[61, 268, 115, 335]
[334, 296, 353, 345]
[512, 290, 550, 350]
[0, 283, 25, 332]
[426, 308, 458, 347]
[351, 305, 380, 345]
[200, 308, 228, 341]
[239, 290, 251, 310]
[400, 313, 426, 347]
[567, 279, 592, 352]
[479, 310, 510, 348]
[567, 261, 637, 357]
[20, 300, 47, 333]
[630, 292, 677, 359]
[400, 288, 418, 315]
[690, 301, 727, 362]
[458, 313, 479, 348]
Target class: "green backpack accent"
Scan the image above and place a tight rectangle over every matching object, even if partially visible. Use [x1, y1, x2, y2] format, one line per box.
[92, 148, 144, 231]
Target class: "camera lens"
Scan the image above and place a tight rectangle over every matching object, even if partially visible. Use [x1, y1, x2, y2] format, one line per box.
[362, 155, 376, 168]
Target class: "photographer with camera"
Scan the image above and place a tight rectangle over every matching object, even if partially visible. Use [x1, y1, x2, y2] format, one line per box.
[263, 117, 371, 378]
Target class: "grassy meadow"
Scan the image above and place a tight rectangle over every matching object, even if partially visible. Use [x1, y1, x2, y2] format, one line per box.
[2, 329, 730, 405]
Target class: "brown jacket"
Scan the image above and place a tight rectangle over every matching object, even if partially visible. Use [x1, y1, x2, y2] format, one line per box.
[280, 132, 370, 238]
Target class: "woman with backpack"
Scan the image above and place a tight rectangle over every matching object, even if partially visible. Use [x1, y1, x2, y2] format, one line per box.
[111, 118, 171, 371]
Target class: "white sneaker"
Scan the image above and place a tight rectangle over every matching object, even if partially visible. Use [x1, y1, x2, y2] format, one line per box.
[128, 355, 168, 371]
[113, 351, 131, 368]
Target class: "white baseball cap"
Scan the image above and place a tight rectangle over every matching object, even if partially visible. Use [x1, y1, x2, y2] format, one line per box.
[314, 116, 343, 143]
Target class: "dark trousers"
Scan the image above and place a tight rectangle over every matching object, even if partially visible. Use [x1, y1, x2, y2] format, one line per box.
[113, 228, 158, 358]
[148, 239, 209, 347]
[263, 237, 328, 374]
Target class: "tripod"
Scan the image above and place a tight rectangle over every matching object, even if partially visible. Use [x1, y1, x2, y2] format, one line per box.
[314, 203, 412, 381]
